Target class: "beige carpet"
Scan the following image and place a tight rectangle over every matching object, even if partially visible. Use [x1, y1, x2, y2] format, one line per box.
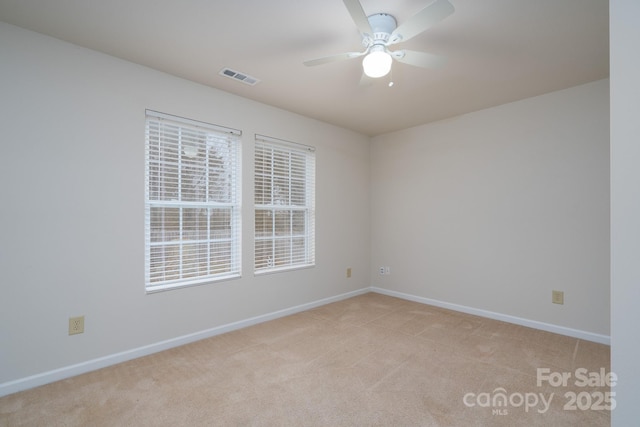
[0, 293, 611, 426]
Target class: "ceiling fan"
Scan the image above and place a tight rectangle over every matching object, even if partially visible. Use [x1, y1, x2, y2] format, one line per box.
[303, 0, 454, 80]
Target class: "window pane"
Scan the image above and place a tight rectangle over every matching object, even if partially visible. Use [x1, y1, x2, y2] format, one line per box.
[148, 162, 179, 201]
[291, 178, 306, 206]
[150, 243, 180, 282]
[150, 207, 180, 242]
[182, 243, 200, 279]
[181, 157, 206, 203]
[292, 210, 306, 235]
[210, 241, 231, 274]
[182, 207, 206, 240]
[255, 209, 273, 237]
[211, 208, 231, 239]
[274, 238, 291, 267]
[255, 239, 273, 270]
[273, 177, 289, 205]
[254, 174, 270, 205]
[209, 141, 232, 203]
[291, 237, 306, 264]
[274, 210, 291, 236]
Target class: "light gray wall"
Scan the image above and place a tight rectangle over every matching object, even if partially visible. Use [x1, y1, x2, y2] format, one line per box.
[371, 79, 610, 336]
[0, 23, 371, 386]
[610, 0, 640, 424]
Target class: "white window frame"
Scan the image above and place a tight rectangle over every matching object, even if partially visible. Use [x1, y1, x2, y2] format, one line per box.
[145, 110, 241, 292]
[254, 134, 315, 274]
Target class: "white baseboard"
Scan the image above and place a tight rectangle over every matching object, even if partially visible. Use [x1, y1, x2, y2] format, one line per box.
[1, 286, 609, 398]
[0, 287, 370, 398]
[370, 287, 610, 345]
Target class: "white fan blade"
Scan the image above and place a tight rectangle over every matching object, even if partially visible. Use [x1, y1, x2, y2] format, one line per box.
[391, 50, 446, 68]
[389, 0, 454, 44]
[303, 51, 366, 67]
[342, 0, 372, 36]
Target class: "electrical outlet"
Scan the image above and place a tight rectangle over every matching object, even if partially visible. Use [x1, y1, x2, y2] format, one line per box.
[379, 267, 385, 275]
[346, 267, 352, 278]
[69, 316, 85, 335]
[552, 291, 564, 305]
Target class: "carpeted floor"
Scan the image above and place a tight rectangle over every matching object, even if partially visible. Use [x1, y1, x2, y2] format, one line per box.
[0, 293, 611, 426]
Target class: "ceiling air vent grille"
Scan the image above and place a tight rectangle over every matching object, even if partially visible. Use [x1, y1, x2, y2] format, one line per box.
[219, 68, 260, 86]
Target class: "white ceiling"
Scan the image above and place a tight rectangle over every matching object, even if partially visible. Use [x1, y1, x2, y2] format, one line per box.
[0, 0, 609, 136]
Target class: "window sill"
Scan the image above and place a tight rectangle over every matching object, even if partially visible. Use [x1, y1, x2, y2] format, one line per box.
[145, 273, 241, 294]
[254, 264, 315, 277]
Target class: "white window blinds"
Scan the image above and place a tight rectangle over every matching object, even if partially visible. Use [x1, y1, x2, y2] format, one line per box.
[145, 110, 241, 292]
[254, 134, 315, 273]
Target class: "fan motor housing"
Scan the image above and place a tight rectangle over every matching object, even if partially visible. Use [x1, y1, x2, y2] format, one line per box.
[366, 13, 397, 43]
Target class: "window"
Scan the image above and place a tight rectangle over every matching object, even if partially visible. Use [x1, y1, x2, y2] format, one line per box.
[254, 135, 315, 273]
[145, 110, 241, 292]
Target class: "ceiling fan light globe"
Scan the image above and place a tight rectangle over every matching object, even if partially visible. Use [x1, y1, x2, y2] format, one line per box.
[362, 51, 392, 78]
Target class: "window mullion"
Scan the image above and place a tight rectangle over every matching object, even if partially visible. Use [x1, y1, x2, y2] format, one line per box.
[178, 127, 184, 280]
[288, 152, 293, 265]
[160, 123, 168, 282]
[206, 138, 211, 277]
[270, 148, 276, 268]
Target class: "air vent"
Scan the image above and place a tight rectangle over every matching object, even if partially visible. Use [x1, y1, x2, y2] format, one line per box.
[219, 68, 260, 86]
